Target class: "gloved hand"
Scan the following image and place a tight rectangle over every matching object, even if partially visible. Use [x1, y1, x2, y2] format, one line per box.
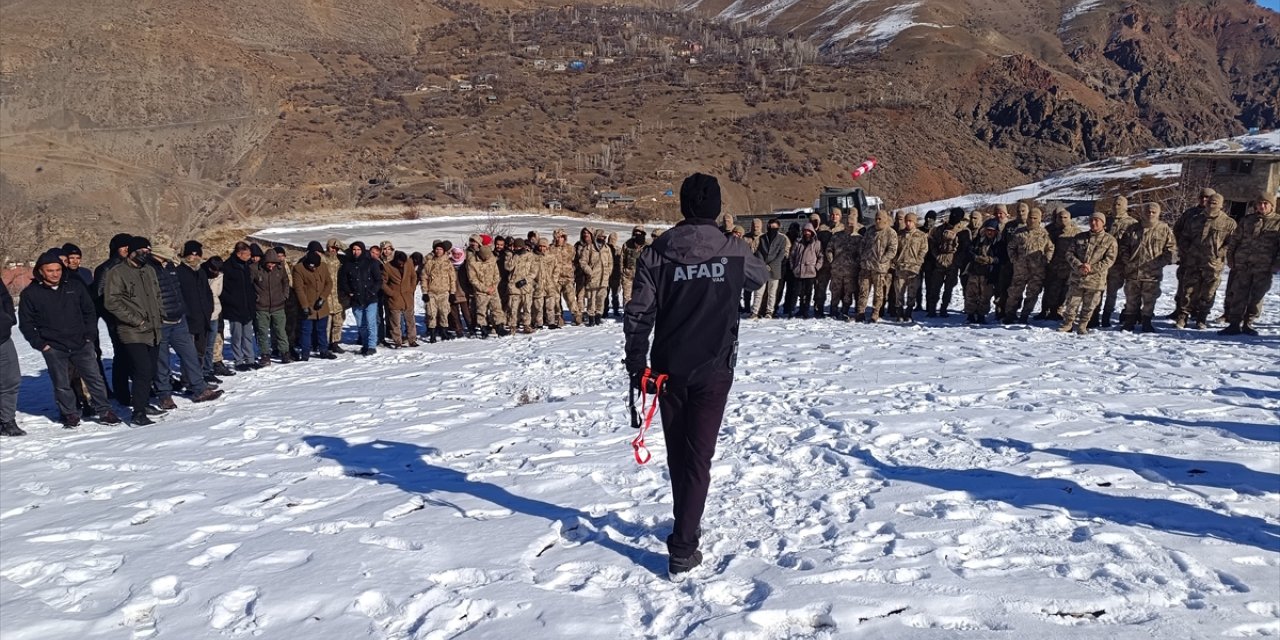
[515, 279, 527, 289]
[422, 294, 429, 305]
[625, 358, 647, 391]
[449, 293, 457, 304]
[313, 298, 325, 311]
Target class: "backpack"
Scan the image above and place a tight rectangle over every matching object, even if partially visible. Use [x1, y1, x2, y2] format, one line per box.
[938, 228, 960, 255]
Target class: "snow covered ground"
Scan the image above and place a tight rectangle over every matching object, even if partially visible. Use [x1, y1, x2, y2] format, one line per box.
[1, 275, 1277, 639]
[255, 215, 660, 255]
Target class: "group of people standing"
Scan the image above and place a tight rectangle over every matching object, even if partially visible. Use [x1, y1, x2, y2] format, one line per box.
[729, 189, 1277, 335]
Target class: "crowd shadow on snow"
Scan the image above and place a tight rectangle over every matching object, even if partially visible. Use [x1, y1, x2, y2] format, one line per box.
[979, 438, 1280, 496]
[302, 436, 667, 575]
[839, 447, 1280, 553]
[1107, 411, 1280, 443]
[16, 373, 57, 421]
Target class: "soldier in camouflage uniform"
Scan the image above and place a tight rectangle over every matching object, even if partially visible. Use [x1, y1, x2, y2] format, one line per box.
[891, 213, 928, 322]
[963, 219, 1001, 323]
[814, 208, 844, 318]
[619, 226, 647, 307]
[854, 211, 898, 322]
[926, 209, 967, 317]
[1117, 203, 1177, 333]
[1174, 194, 1237, 329]
[1169, 188, 1215, 319]
[993, 203, 1021, 319]
[1058, 213, 1118, 335]
[466, 244, 505, 337]
[422, 242, 457, 342]
[1221, 197, 1280, 336]
[1097, 195, 1136, 327]
[505, 238, 537, 333]
[550, 229, 578, 326]
[1004, 208, 1054, 323]
[531, 239, 560, 329]
[827, 220, 861, 321]
[1040, 209, 1078, 320]
[323, 238, 348, 351]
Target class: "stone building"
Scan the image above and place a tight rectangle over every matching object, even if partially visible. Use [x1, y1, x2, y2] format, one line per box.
[1175, 150, 1280, 217]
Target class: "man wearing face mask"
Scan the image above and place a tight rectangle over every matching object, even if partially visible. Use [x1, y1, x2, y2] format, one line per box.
[624, 173, 767, 579]
[1117, 203, 1177, 333]
[1004, 208, 1054, 324]
[620, 226, 648, 308]
[926, 208, 967, 317]
[751, 219, 787, 318]
[102, 237, 166, 425]
[505, 238, 537, 333]
[854, 211, 898, 322]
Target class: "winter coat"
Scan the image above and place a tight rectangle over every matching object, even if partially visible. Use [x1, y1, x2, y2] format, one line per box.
[505, 251, 538, 294]
[593, 242, 614, 289]
[177, 262, 214, 330]
[1066, 230, 1118, 290]
[1007, 225, 1055, 273]
[220, 256, 258, 324]
[623, 217, 768, 384]
[1048, 224, 1080, 273]
[965, 232, 1000, 280]
[550, 243, 575, 284]
[1119, 222, 1177, 282]
[207, 269, 224, 321]
[533, 252, 558, 295]
[755, 231, 788, 280]
[829, 229, 862, 278]
[292, 262, 334, 320]
[466, 255, 501, 295]
[252, 263, 292, 312]
[340, 255, 384, 307]
[422, 254, 457, 296]
[858, 226, 899, 275]
[1177, 205, 1237, 271]
[1226, 212, 1280, 273]
[789, 237, 824, 279]
[323, 253, 345, 310]
[620, 239, 646, 279]
[151, 260, 187, 323]
[102, 259, 163, 346]
[575, 233, 604, 287]
[893, 228, 929, 275]
[18, 278, 97, 352]
[0, 286, 15, 345]
[381, 262, 419, 311]
[928, 223, 965, 270]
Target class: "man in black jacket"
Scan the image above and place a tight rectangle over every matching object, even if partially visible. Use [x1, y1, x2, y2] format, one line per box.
[151, 249, 222, 407]
[93, 233, 133, 403]
[178, 241, 215, 382]
[220, 242, 259, 371]
[0, 284, 22, 436]
[624, 173, 768, 578]
[19, 251, 122, 428]
[751, 219, 786, 318]
[339, 241, 384, 355]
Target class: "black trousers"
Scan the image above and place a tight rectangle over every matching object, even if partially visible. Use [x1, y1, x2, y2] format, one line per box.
[106, 323, 132, 405]
[118, 343, 159, 415]
[41, 342, 112, 418]
[658, 368, 734, 558]
[796, 278, 816, 316]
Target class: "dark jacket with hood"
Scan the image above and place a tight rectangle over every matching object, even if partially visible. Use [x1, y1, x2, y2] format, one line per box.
[101, 256, 164, 346]
[339, 244, 384, 307]
[220, 254, 258, 324]
[624, 218, 768, 383]
[252, 253, 291, 312]
[150, 258, 188, 323]
[177, 261, 215, 330]
[19, 253, 99, 352]
[92, 233, 133, 322]
[0, 285, 15, 346]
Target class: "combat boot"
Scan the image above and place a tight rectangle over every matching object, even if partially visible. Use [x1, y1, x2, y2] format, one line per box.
[1018, 313, 1030, 324]
[1075, 325, 1089, 335]
[1141, 316, 1157, 333]
[1241, 323, 1259, 336]
[1219, 322, 1242, 336]
[1194, 317, 1208, 330]
[428, 328, 438, 344]
[1120, 314, 1137, 332]
[1173, 314, 1187, 329]
[1057, 323, 1073, 333]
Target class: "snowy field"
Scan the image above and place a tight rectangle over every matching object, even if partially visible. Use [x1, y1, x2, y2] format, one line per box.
[1, 276, 1278, 639]
[255, 215, 661, 254]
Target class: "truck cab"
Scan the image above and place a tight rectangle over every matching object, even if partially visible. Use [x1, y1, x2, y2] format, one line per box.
[814, 187, 880, 228]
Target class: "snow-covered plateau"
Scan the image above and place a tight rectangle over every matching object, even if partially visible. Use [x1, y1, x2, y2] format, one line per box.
[1, 274, 1277, 639]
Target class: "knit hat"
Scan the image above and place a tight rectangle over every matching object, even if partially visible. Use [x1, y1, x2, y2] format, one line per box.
[981, 219, 1001, 231]
[512, 238, 526, 250]
[948, 207, 966, 226]
[441, 240, 453, 251]
[326, 237, 346, 251]
[995, 204, 1009, 215]
[108, 233, 133, 254]
[1146, 203, 1162, 215]
[61, 243, 82, 257]
[480, 234, 493, 246]
[632, 225, 645, 235]
[1028, 208, 1043, 224]
[35, 249, 63, 269]
[307, 240, 324, 253]
[301, 251, 322, 268]
[679, 173, 722, 220]
[1090, 211, 1107, 222]
[538, 238, 550, 248]
[1200, 188, 1217, 198]
[263, 249, 283, 264]
[273, 246, 287, 256]
[127, 236, 152, 253]
[250, 243, 264, 258]
[478, 245, 494, 260]
[432, 240, 445, 251]
[182, 240, 203, 257]
[904, 213, 918, 225]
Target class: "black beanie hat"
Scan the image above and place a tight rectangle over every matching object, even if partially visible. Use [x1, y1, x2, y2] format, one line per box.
[680, 173, 722, 220]
[204, 255, 224, 274]
[273, 246, 287, 256]
[61, 243, 83, 257]
[301, 251, 322, 268]
[35, 249, 63, 269]
[109, 233, 134, 254]
[250, 243, 264, 258]
[948, 207, 966, 226]
[307, 240, 324, 253]
[182, 240, 203, 257]
[441, 240, 453, 251]
[127, 236, 152, 253]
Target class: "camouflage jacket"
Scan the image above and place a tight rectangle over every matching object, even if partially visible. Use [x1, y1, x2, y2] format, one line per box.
[1227, 212, 1280, 273]
[422, 254, 457, 296]
[893, 228, 929, 275]
[1118, 222, 1177, 281]
[828, 230, 862, 278]
[1007, 225, 1054, 272]
[1066, 230, 1117, 290]
[1177, 207, 1237, 271]
[858, 227, 899, 274]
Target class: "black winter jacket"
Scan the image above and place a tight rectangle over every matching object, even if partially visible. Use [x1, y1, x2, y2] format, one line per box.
[92, 256, 123, 321]
[624, 218, 768, 384]
[340, 255, 384, 307]
[0, 286, 15, 345]
[18, 278, 98, 352]
[151, 260, 187, 323]
[177, 262, 214, 331]
[220, 256, 258, 324]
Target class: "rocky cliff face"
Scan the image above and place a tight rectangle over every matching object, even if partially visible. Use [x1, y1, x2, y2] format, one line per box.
[0, 0, 1275, 260]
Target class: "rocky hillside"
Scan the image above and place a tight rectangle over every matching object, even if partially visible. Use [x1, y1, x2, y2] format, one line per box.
[0, 0, 1275, 261]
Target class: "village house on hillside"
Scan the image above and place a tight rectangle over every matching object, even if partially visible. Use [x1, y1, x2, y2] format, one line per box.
[1175, 146, 1280, 217]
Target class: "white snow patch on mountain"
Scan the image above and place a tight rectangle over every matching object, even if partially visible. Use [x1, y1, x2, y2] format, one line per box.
[1062, 0, 1104, 25]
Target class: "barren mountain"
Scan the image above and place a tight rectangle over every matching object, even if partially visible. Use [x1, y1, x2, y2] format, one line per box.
[0, 0, 1275, 261]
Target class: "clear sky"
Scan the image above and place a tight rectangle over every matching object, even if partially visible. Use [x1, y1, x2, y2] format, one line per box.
[1261, 0, 1279, 12]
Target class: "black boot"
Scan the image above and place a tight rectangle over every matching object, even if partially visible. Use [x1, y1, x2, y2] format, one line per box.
[0, 421, 26, 437]
[1141, 316, 1157, 333]
[428, 328, 438, 344]
[480, 325, 491, 339]
[1219, 322, 1242, 336]
[1120, 314, 1136, 332]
